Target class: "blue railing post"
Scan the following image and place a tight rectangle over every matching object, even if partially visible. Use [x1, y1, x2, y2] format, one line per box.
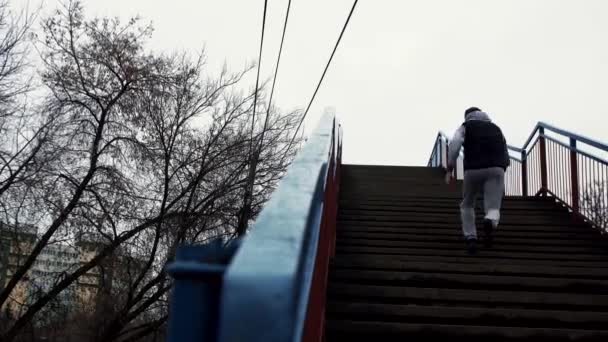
[166, 239, 240, 342]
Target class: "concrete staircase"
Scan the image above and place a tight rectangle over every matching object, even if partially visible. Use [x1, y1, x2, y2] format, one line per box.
[325, 165, 608, 341]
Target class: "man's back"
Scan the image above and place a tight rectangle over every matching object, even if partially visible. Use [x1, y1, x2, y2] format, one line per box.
[463, 120, 509, 171]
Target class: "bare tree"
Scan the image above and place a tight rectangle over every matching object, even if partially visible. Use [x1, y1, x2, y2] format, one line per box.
[581, 180, 608, 233]
[0, 1, 303, 340]
[90, 56, 302, 342]
[0, 0, 45, 225]
[0, 1, 49, 336]
[0, 0, 161, 337]
[0, 0, 35, 114]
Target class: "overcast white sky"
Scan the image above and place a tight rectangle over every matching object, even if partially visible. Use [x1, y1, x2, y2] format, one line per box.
[29, 1, 608, 165]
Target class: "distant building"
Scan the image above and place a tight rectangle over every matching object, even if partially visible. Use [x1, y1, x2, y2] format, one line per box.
[0, 225, 103, 320]
[28, 244, 81, 305]
[1, 223, 151, 331]
[0, 223, 37, 318]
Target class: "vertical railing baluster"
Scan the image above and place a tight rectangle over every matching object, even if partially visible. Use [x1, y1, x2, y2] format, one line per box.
[605, 165, 608, 232]
[549, 141, 553, 194]
[548, 141, 551, 194]
[439, 137, 442, 168]
[454, 145, 458, 180]
[582, 155, 587, 218]
[434, 137, 439, 167]
[521, 150, 528, 196]
[437, 137, 441, 167]
[570, 139, 579, 213]
[435, 136, 441, 167]
[605, 164, 607, 232]
[561, 144, 566, 203]
[559, 143, 562, 198]
[562, 144, 567, 204]
[539, 128, 548, 196]
[531, 148, 536, 194]
[532, 138, 536, 193]
[435, 138, 439, 167]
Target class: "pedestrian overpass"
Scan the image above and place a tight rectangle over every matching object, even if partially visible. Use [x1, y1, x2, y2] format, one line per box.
[166, 113, 608, 341]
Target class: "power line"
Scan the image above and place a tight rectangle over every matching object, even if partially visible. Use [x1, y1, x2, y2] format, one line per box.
[258, 0, 293, 149]
[238, 0, 269, 236]
[249, 0, 269, 154]
[287, 0, 359, 149]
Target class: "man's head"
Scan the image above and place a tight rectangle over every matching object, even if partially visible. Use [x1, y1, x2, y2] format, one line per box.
[464, 107, 481, 118]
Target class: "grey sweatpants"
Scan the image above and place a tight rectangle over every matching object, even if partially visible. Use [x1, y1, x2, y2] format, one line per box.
[460, 167, 505, 239]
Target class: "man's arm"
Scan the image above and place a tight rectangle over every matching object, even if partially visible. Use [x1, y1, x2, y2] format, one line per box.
[447, 125, 465, 171]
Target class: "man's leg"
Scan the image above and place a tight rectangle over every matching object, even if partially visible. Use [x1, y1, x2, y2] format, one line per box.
[461, 170, 482, 253]
[482, 167, 505, 246]
[483, 167, 505, 226]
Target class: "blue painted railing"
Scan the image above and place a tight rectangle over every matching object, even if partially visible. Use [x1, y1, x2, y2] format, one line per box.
[428, 131, 464, 180]
[503, 122, 607, 232]
[167, 112, 342, 342]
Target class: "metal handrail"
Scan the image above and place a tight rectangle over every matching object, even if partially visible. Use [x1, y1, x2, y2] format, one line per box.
[508, 145, 523, 153]
[218, 112, 341, 342]
[166, 112, 342, 342]
[541, 134, 608, 166]
[522, 122, 608, 153]
[436, 121, 607, 170]
[501, 122, 607, 231]
[428, 131, 464, 179]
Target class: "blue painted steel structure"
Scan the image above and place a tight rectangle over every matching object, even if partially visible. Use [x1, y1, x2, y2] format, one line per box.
[166, 240, 241, 342]
[166, 112, 342, 342]
[168, 117, 606, 342]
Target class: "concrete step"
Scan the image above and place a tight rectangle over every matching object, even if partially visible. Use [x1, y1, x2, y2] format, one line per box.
[326, 319, 608, 341]
[337, 220, 593, 233]
[327, 302, 608, 330]
[329, 269, 608, 293]
[331, 257, 608, 280]
[337, 214, 583, 227]
[328, 282, 608, 309]
[336, 237, 608, 255]
[325, 165, 608, 341]
[336, 231, 608, 248]
[339, 199, 566, 211]
[335, 245, 608, 262]
[336, 225, 598, 239]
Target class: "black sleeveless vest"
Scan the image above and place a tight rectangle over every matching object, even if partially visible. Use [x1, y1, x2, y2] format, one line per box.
[462, 120, 509, 170]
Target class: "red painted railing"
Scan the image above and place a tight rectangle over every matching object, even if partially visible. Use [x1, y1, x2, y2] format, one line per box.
[303, 121, 342, 342]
